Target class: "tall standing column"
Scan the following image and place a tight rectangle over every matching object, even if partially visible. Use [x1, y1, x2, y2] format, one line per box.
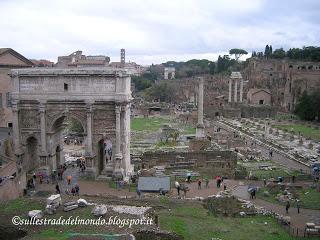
[12, 101, 22, 157]
[115, 105, 122, 157]
[114, 105, 123, 178]
[122, 104, 131, 175]
[196, 77, 205, 138]
[39, 102, 48, 167]
[239, 78, 243, 102]
[86, 103, 93, 156]
[39, 103, 47, 154]
[234, 79, 238, 103]
[197, 78, 204, 126]
[228, 79, 232, 102]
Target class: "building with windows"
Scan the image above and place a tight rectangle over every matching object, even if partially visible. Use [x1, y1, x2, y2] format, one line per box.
[0, 48, 34, 128]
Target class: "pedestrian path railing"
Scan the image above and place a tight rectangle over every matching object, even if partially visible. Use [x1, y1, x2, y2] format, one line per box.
[277, 219, 320, 237]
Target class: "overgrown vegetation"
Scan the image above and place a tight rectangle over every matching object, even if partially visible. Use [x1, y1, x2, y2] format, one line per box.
[294, 91, 320, 122]
[158, 204, 316, 240]
[252, 45, 320, 61]
[273, 124, 320, 140]
[257, 186, 320, 210]
[0, 197, 43, 215]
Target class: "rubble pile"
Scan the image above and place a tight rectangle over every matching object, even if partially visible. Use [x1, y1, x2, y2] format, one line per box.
[110, 205, 152, 217]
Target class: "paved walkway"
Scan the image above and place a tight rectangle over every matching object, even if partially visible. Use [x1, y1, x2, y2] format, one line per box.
[171, 179, 238, 198]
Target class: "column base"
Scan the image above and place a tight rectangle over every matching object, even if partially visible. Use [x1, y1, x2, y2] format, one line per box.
[113, 153, 123, 180]
[101, 165, 113, 177]
[196, 125, 205, 138]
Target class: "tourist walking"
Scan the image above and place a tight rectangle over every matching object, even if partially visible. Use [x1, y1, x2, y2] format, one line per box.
[216, 176, 222, 188]
[67, 175, 72, 185]
[187, 172, 191, 183]
[75, 184, 80, 196]
[285, 201, 290, 214]
[175, 181, 181, 196]
[250, 189, 256, 199]
[296, 199, 301, 214]
[55, 184, 60, 194]
[71, 187, 76, 196]
[198, 179, 202, 190]
[205, 178, 209, 188]
[33, 173, 37, 186]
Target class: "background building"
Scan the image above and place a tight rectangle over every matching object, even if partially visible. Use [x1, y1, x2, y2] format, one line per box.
[0, 48, 34, 128]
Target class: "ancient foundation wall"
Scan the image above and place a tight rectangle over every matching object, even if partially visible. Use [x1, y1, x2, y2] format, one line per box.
[141, 150, 237, 178]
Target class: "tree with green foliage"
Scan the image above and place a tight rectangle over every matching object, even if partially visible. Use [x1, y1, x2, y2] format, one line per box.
[132, 76, 153, 92]
[145, 81, 174, 102]
[229, 48, 248, 61]
[208, 61, 215, 74]
[264, 45, 270, 57]
[272, 48, 286, 59]
[170, 129, 180, 144]
[294, 91, 318, 121]
[68, 119, 84, 134]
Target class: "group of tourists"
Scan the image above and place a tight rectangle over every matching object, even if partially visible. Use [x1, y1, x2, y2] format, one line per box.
[173, 174, 227, 198]
[78, 160, 86, 173]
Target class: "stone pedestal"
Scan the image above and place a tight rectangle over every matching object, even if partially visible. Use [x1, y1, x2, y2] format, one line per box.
[113, 154, 124, 180]
[196, 124, 205, 138]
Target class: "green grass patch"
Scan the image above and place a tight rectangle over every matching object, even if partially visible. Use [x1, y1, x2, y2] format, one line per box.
[158, 204, 319, 240]
[299, 187, 320, 209]
[251, 169, 294, 180]
[33, 230, 69, 240]
[0, 197, 43, 214]
[257, 187, 320, 210]
[159, 196, 170, 205]
[273, 124, 320, 140]
[183, 126, 196, 134]
[131, 117, 170, 132]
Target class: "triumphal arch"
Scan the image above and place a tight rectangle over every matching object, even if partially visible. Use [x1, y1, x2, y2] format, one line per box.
[10, 68, 132, 178]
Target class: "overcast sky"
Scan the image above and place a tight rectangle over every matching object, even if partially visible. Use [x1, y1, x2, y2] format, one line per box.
[1, 0, 319, 65]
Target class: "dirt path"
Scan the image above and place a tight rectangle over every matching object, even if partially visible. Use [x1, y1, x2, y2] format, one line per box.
[232, 185, 320, 228]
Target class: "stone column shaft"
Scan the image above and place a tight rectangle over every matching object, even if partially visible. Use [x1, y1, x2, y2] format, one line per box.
[239, 79, 243, 102]
[234, 79, 238, 103]
[228, 79, 232, 103]
[196, 77, 205, 138]
[115, 105, 122, 156]
[12, 103, 21, 154]
[197, 78, 204, 125]
[39, 104, 47, 154]
[122, 104, 131, 174]
[86, 104, 93, 155]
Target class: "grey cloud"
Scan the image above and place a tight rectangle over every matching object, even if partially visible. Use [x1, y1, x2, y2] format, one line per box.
[0, 0, 319, 64]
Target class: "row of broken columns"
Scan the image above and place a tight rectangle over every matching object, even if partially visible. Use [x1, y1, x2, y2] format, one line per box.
[228, 78, 244, 103]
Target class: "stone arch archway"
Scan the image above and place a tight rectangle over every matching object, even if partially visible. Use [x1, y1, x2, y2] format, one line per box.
[11, 68, 132, 178]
